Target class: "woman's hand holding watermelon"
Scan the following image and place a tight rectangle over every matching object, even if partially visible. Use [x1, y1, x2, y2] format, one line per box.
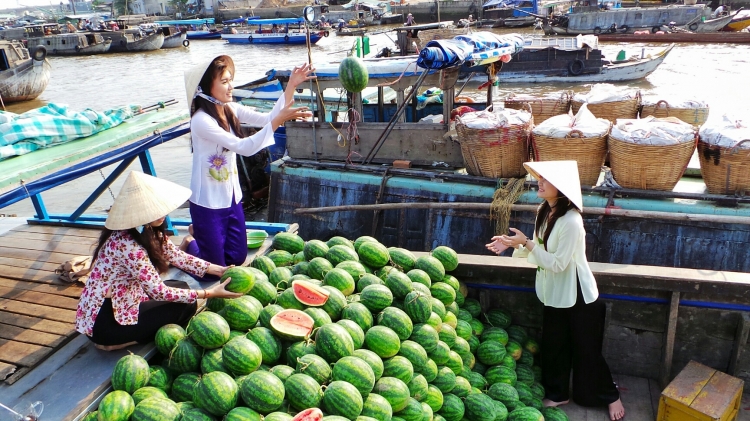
[201, 278, 243, 299]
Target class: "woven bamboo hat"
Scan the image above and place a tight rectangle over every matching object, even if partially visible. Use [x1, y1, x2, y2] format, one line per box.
[523, 160, 583, 211]
[184, 56, 219, 113]
[105, 171, 191, 230]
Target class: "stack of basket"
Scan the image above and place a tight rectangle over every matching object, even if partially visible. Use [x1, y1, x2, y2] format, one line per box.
[531, 104, 611, 186]
[640, 99, 710, 128]
[456, 108, 533, 178]
[697, 115, 750, 195]
[504, 92, 572, 125]
[572, 84, 641, 123]
[608, 116, 697, 191]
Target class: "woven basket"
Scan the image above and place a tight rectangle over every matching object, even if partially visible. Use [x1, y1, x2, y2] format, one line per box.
[572, 91, 641, 122]
[504, 92, 572, 124]
[698, 139, 750, 195]
[608, 136, 696, 191]
[532, 129, 609, 186]
[640, 100, 710, 127]
[456, 118, 533, 178]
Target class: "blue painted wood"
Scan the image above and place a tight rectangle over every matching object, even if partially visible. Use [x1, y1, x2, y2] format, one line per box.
[30, 194, 49, 220]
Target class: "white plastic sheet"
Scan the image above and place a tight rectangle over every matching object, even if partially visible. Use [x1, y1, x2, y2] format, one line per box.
[573, 83, 637, 105]
[641, 97, 708, 109]
[458, 108, 532, 130]
[611, 116, 696, 145]
[699, 115, 750, 149]
[532, 104, 610, 138]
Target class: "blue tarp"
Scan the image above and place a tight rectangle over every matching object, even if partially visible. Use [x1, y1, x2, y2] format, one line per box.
[417, 32, 525, 70]
[154, 18, 215, 25]
[417, 39, 474, 70]
[222, 16, 261, 24]
[248, 18, 305, 25]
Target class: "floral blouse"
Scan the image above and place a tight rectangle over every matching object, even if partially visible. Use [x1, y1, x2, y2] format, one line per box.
[75, 230, 210, 337]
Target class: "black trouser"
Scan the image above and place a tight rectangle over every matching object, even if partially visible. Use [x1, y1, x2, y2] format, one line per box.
[90, 281, 197, 346]
[541, 279, 620, 407]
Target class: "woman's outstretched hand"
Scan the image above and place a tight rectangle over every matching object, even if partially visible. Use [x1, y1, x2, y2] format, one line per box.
[486, 236, 510, 255]
[287, 63, 317, 90]
[272, 100, 313, 130]
[499, 228, 532, 250]
[206, 278, 243, 299]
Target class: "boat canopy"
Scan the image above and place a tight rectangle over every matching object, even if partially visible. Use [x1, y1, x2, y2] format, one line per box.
[341, 0, 389, 9]
[154, 18, 215, 25]
[249, 17, 306, 25]
[222, 16, 260, 24]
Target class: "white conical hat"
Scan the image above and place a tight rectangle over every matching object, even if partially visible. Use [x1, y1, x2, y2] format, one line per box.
[184, 56, 219, 113]
[523, 160, 583, 211]
[105, 171, 191, 230]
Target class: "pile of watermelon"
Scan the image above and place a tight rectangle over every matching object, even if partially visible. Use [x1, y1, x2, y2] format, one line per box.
[85, 233, 572, 421]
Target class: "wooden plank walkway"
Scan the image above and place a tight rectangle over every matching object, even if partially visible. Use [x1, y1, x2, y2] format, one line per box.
[0, 224, 95, 384]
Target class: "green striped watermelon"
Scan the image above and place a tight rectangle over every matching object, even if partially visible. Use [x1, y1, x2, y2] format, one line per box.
[193, 371, 238, 416]
[382, 355, 414, 383]
[438, 324, 457, 348]
[304, 239, 330, 260]
[268, 250, 295, 267]
[201, 348, 228, 374]
[443, 312, 458, 329]
[433, 366, 457, 393]
[342, 302, 374, 331]
[406, 269, 431, 288]
[464, 393, 497, 421]
[423, 385, 444, 412]
[519, 349, 534, 367]
[81, 411, 98, 421]
[247, 326, 282, 364]
[111, 354, 150, 394]
[265, 413, 293, 421]
[477, 340, 508, 365]
[398, 340, 429, 368]
[530, 382, 545, 400]
[252, 255, 277, 275]
[293, 262, 310, 276]
[437, 394, 464, 421]
[131, 397, 181, 421]
[403, 291, 432, 324]
[155, 324, 186, 356]
[357, 273, 385, 292]
[353, 348, 385, 380]
[500, 354, 517, 371]
[409, 323, 439, 353]
[389, 248, 417, 272]
[270, 267, 295, 289]
[270, 365, 296, 383]
[445, 351, 464, 376]
[337, 319, 366, 349]
[414, 256, 445, 283]
[315, 322, 355, 362]
[240, 370, 286, 414]
[395, 398, 422, 421]
[455, 320, 473, 340]
[277, 287, 305, 310]
[420, 359, 438, 383]
[305, 307, 333, 328]
[481, 327, 509, 345]
[322, 285, 348, 320]
[361, 284, 394, 312]
[362, 393, 393, 421]
[354, 235, 379, 251]
[469, 319, 485, 337]
[324, 268, 356, 296]
[516, 365, 535, 386]
[506, 341, 523, 361]
[287, 339, 317, 366]
[337, 260, 368, 281]
[484, 309, 512, 329]
[541, 406, 570, 421]
[332, 355, 377, 398]
[273, 232, 305, 254]
[327, 244, 360, 266]
[373, 377, 411, 412]
[226, 407, 264, 421]
[508, 407, 543, 421]
[452, 336, 471, 355]
[171, 372, 201, 402]
[485, 365, 517, 387]
[296, 353, 332, 385]
[377, 307, 414, 340]
[98, 390, 135, 421]
[431, 246, 459, 272]
[465, 371, 487, 390]
[147, 365, 173, 393]
[430, 283, 456, 306]
[385, 271, 414, 300]
[358, 241, 390, 269]
[338, 56, 369, 93]
[187, 311, 230, 349]
[259, 304, 284, 329]
[221, 266, 257, 294]
[248, 279, 278, 307]
[285, 373, 323, 410]
[182, 407, 218, 421]
[407, 374, 428, 401]
[327, 236, 355, 249]
[308, 257, 334, 280]
[219, 296, 262, 331]
[493, 401, 509, 421]
[365, 325, 401, 358]
[222, 336, 263, 375]
[322, 380, 365, 419]
[450, 376, 471, 398]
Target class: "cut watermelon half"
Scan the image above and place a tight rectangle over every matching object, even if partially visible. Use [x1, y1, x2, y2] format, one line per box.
[270, 309, 315, 340]
[292, 280, 330, 307]
[292, 408, 323, 421]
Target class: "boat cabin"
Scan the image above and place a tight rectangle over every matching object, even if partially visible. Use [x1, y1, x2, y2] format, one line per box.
[26, 32, 110, 55]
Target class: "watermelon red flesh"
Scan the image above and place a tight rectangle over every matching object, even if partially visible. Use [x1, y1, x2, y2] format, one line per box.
[292, 280, 330, 306]
[270, 309, 315, 339]
[292, 408, 324, 421]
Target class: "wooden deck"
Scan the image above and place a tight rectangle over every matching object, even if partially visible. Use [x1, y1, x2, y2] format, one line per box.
[0, 222, 94, 384]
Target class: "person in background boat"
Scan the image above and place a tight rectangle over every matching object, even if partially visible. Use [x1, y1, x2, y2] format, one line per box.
[405, 13, 415, 26]
[85, 19, 93, 30]
[75, 171, 242, 352]
[201, 23, 210, 31]
[44, 26, 52, 35]
[182, 55, 314, 278]
[66, 21, 77, 33]
[230, 25, 238, 34]
[486, 161, 626, 421]
[272, 23, 279, 33]
[77, 19, 83, 30]
[712, 5, 725, 18]
[337, 18, 347, 31]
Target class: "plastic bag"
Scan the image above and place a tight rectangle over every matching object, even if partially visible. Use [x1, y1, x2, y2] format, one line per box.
[699, 114, 750, 149]
[532, 104, 610, 138]
[611, 116, 696, 145]
[573, 83, 636, 104]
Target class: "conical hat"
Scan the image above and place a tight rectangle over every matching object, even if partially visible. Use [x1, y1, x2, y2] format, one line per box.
[184, 57, 218, 113]
[523, 161, 583, 211]
[105, 171, 191, 230]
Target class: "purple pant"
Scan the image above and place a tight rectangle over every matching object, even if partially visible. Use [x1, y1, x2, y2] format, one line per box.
[187, 197, 246, 281]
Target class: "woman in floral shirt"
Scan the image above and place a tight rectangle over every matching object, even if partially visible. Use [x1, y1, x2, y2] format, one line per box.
[75, 171, 241, 351]
[181, 55, 314, 278]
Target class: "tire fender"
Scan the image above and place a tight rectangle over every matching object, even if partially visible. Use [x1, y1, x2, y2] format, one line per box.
[430, 13, 437, 21]
[568, 59, 585, 76]
[323, 31, 329, 37]
[249, 35, 253, 43]
[620, 25, 628, 32]
[182, 39, 190, 47]
[593, 26, 602, 34]
[120, 39, 126, 46]
[75, 45, 81, 52]
[284, 35, 289, 42]
[688, 22, 698, 31]
[651, 26, 661, 33]
[32, 45, 47, 61]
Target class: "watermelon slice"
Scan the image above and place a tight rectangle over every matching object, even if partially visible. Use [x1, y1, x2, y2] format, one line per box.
[270, 309, 315, 340]
[292, 280, 330, 306]
[292, 408, 324, 421]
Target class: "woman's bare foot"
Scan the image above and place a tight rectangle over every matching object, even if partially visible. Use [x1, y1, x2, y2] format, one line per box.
[543, 399, 570, 407]
[179, 235, 195, 252]
[609, 399, 625, 420]
[95, 341, 138, 351]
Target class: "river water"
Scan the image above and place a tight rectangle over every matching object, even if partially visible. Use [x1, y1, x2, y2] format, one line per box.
[4, 26, 750, 217]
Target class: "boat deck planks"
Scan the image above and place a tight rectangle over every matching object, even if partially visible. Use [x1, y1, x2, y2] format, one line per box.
[0, 225, 95, 384]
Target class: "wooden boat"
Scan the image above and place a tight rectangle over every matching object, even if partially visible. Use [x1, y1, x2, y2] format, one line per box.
[335, 28, 367, 36]
[721, 11, 750, 31]
[26, 32, 112, 55]
[221, 18, 326, 45]
[484, 0, 574, 28]
[474, 36, 674, 83]
[548, 1, 712, 35]
[159, 26, 188, 48]
[596, 31, 750, 43]
[680, 13, 734, 32]
[186, 30, 221, 39]
[378, 12, 404, 24]
[98, 29, 165, 53]
[0, 40, 50, 103]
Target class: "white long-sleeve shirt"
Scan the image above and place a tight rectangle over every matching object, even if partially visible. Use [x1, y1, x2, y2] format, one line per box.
[189, 98, 285, 209]
[512, 209, 599, 308]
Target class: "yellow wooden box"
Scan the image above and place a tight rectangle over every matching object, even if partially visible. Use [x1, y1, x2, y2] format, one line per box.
[657, 360, 744, 421]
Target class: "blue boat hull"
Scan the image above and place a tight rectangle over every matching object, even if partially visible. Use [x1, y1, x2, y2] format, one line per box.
[223, 33, 323, 44]
[186, 31, 221, 39]
[268, 161, 750, 272]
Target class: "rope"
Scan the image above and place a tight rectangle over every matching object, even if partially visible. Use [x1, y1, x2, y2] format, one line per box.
[489, 178, 526, 236]
[377, 61, 419, 87]
[342, 107, 360, 147]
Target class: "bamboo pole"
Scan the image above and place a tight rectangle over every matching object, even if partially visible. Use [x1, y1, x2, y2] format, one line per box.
[292, 202, 750, 225]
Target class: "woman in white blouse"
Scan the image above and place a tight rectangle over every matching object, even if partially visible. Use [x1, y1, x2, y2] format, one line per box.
[486, 161, 625, 421]
[181, 55, 313, 275]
